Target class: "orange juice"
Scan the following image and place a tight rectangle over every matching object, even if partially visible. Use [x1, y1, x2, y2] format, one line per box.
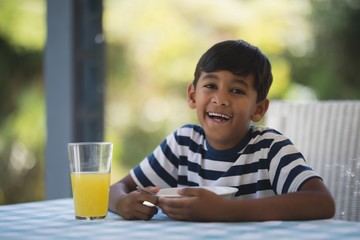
[71, 172, 110, 220]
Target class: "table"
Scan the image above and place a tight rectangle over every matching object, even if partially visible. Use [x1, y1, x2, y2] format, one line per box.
[0, 199, 359, 239]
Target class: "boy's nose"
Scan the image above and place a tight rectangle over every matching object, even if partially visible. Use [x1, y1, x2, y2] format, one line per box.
[212, 93, 229, 106]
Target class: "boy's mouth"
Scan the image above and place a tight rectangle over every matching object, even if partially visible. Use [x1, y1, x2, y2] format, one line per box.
[207, 112, 232, 121]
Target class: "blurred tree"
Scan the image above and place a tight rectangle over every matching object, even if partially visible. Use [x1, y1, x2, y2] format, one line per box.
[0, 0, 44, 204]
[287, 0, 360, 99]
[0, 36, 42, 122]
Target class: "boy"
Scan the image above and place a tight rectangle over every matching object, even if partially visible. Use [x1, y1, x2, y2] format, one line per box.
[109, 40, 335, 221]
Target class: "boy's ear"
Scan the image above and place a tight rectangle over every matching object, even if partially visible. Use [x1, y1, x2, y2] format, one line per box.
[187, 83, 196, 109]
[251, 99, 269, 122]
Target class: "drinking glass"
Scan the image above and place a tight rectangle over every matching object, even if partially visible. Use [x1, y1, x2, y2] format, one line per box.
[68, 142, 113, 220]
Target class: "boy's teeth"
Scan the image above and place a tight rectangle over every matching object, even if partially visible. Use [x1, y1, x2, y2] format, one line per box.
[208, 112, 230, 120]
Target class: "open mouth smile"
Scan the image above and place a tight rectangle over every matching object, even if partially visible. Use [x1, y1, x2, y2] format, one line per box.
[207, 112, 232, 121]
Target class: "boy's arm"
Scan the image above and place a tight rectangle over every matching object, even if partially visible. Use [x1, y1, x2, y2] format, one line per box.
[108, 174, 136, 212]
[109, 174, 159, 220]
[223, 178, 335, 221]
[158, 178, 335, 222]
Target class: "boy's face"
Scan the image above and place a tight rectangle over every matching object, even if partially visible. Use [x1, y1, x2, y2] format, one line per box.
[187, 70, 269, 150]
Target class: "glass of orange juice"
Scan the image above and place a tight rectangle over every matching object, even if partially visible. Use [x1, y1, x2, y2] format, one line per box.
[68, 142, 113, 220]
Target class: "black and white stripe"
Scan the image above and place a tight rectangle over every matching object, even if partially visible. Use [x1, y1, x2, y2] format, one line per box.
[131, 124, 320, 199]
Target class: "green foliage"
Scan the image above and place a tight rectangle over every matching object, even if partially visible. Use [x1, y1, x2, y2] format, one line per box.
[0, 0, 45, 50]
[121, 127, 166, 169]
[0, 37, 43, 120]
[287, 0, 360, 100]
[0, 86, 45, 204]
[0, 0, 44, 204]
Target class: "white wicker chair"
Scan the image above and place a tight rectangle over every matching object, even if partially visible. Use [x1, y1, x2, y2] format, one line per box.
[266, 101, 360, 221]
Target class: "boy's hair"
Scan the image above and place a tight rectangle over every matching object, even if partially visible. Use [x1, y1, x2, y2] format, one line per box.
[193, 40, 273, 102]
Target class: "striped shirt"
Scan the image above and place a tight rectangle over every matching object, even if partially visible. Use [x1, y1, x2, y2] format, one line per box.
[130, 124, 320, 199]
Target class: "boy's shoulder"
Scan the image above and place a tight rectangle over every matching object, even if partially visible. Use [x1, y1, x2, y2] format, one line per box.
[177, 124, 204, 134]
[173, 124, 205, 139]
[168, 124, 205, 147]
[243, 126, 293, 155]
[250, 125, 287, 142]
[251, 125, 282, 135]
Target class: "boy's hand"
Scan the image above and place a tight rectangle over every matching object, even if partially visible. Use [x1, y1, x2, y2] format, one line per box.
[158, 187, 226, 221]
[116, 187, 159, 220]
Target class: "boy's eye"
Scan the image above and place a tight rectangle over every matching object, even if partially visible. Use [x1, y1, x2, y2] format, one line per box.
[203, 83, 216, 89]
[231, 88, 246, 95]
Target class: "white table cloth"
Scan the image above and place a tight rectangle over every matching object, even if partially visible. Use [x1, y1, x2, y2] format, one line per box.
[0, 198, 359, 239]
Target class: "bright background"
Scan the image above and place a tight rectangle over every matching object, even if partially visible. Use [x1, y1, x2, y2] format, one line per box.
[0, 0, 359, 204]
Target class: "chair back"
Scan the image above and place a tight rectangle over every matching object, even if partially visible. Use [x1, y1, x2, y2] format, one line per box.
[266, 100, 360, 221]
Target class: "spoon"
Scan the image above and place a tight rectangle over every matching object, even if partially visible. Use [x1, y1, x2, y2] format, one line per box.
[136, 186, 159, 207]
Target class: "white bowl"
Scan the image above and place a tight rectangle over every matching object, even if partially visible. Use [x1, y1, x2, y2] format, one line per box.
[156, 186, 238, 199]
